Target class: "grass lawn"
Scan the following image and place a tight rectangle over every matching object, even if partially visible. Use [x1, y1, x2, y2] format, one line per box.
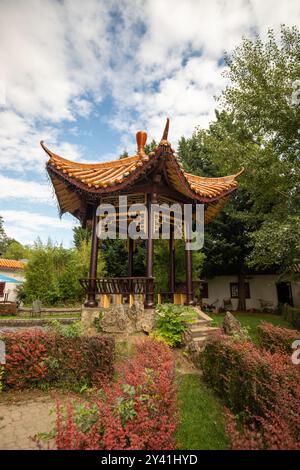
[0, 313, 81, 320]
[211, 312, 293, 342]
[176, 374, 228, 450]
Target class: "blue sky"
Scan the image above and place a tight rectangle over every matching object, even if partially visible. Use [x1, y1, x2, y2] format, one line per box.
[0, 0, 299, 247]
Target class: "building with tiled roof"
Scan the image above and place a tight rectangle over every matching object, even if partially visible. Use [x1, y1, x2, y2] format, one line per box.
[41, 119, 243, 309]
[42, 119, 243, 226]
[0, 259, 25, 302]
[0, 259, 26, 270]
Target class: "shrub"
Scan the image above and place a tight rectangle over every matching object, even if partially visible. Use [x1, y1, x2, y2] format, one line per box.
[283, 304, 300, 329]
[154, 303, 197, 347]
[47, 319, 82, 339]
[202, 333, 300, 449]
[52, 339, 178, 450]
[201, 333, 272, 416]
[257, 322, 300, 354]
[1, 330, 115, 390]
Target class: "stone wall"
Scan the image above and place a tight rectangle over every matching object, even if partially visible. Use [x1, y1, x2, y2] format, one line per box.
[81, 301, 156, 336]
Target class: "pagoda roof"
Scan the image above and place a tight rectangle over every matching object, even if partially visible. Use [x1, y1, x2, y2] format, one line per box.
[41, 119, 243, 223]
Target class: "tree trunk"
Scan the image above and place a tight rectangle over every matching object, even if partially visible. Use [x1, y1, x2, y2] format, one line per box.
[237, 270, 246, 311]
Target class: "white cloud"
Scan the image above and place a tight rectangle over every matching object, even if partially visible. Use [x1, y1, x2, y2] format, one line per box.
[106, 0, 300, 147]
[1, 0, 300, 244]
[1, 209, 76, 245]
[0, 175, 53, 203]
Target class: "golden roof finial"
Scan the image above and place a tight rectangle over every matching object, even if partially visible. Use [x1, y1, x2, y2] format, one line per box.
[136, 130, 147, 156]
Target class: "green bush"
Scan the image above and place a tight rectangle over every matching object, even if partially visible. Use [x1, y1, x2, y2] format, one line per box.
[18, 239, 106, 306]
[47, 319, 82, 339]
[283, 304, 300, 329]
[153, 303, 197, 347]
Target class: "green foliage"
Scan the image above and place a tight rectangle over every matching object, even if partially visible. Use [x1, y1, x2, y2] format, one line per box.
[2, 240, 30, 260]
[0, 215, 10, 257]
[92, 311, 104, 332]
[154, 239, 205, 293]
[179, 26, 300, 281]
[247, 216, 300, 270]
[18, 239, 106, 306]
[283, 304, 300, 330]
[73, 226, 91, 249]
[154, 303, 197, 347]
[220, 25, 300, 271]
[101, 239, 128, 277]
[47, 319, 82, 338]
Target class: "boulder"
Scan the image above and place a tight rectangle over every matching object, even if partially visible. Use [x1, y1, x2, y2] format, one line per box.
[222, 311, 247, 339]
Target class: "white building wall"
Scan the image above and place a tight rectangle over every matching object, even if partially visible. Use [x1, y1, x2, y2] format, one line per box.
[0, 269, 24, 302]
[202, 274, 299, 311]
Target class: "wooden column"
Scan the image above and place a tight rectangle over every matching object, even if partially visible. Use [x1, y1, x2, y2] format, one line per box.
[145, 193, 155, 309]
[84, 205, 98, 308]
[169, 223, 175, 302]
[128, 237, 134, 304]
[185, 245, 194, 305]
[184, 210, 195, 306]
[128, 237, 134, 277]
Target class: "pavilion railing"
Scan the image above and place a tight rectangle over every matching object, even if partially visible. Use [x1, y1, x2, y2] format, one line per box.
[79, 277, 154, 296]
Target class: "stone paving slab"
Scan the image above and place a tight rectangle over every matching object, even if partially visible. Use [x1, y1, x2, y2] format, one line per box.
[0, 391, 64, 450]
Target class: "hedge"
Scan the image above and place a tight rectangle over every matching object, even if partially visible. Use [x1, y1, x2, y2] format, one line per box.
[201, 333, 300, 449]
[1, 330, 115, 390]
[257, 322, 300, 354]
[51, 339, 178, 450]
[283, 303, 300, 329]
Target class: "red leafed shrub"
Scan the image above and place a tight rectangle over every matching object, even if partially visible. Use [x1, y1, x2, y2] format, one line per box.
[2, 330, 115, 390]
[202, 332, 300, 449]
[3, 330, 52, 389]
[257, 322, 300, 354]
[201, 332, 272, 416]
[53, 338, 178, 450]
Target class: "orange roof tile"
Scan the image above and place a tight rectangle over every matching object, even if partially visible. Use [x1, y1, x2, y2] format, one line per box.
[0, 259, 25, 270]
[41, 119, 244, 222]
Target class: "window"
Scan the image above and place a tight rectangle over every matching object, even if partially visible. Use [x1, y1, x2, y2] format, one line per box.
[201, 282, 209, 298]
[0, 282, 5, 297]
[230, 282, 250, 299]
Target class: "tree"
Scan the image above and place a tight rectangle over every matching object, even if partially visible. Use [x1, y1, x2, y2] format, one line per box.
[0, 215, 9, 257]
[178, 111, 259, 310]
[73, 226, 91, 249]
[3, 240, 31, 260]
[18, 239, 106, 306]
[154, 239, 206, 294]
[221, 25, 300, 270]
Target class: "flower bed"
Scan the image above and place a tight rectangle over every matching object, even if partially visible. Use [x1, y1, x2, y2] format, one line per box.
[52, 339, 178, 450]
[201, 332, 300, 449]
[1, 330, 115, 390]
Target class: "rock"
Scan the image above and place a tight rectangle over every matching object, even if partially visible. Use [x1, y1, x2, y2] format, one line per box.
[222, 311, 246, 339]
[81, 302, 156, 336]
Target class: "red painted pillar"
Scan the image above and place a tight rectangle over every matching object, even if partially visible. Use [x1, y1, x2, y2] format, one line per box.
[84, 205, 98, 308]
[169, 223, 175, 302]
[145, 193, 155, 308]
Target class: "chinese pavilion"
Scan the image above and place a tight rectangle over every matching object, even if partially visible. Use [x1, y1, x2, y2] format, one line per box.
[41, 119, 243, 310]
